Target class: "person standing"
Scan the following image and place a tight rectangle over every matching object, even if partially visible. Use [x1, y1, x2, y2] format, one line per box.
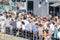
[53, 25, 58, 40]
[16, 17, 22, 36]
[0, 12, 7, 33]
[38, 24, 43, 40]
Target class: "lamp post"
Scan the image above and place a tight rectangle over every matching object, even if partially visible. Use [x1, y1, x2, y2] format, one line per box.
[46, 0, 49, 16]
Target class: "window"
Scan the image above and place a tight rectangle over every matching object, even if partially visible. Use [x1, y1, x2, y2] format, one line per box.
[12, 0, 16, 2]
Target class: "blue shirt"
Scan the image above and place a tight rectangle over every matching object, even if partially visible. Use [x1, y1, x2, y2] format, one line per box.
[53, 29, 58, 38]
[26, 24, 32, 31]
[32, 25, 37, 32]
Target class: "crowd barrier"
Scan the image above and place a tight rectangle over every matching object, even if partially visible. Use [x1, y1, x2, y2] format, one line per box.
[0, 27, 60, 40]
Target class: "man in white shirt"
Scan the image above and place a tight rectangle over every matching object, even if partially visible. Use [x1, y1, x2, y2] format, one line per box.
[57, 28, 60, 40]
[16, 17, 22, 28]
[49, 23, 54, 31]
[21, 21, 26, 37]
[16, 17, 22, 36]
[16, 21, 22, 28]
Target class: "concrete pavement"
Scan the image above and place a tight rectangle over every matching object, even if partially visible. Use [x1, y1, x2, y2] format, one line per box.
[0, 33, 29, 40]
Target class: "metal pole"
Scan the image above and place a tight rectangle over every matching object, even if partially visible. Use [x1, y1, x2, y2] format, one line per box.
[47, 2, 49, 16]
[26, 0, 27, 13]
[46, 0, 49, 16]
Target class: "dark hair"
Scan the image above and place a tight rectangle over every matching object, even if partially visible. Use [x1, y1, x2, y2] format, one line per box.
[43, 17, 47, 20]
[35, 23, 38, 25]
[47, 26, 50, 28]
[43, 29, 49, 34]
[3, 12, 7, 14]
[38, 24, 42, 27]
[21, 21, 25, 25]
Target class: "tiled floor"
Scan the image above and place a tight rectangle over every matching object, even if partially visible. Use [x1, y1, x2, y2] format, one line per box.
[0, 33, 29, 40]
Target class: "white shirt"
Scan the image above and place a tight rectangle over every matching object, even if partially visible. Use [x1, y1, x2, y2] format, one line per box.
[49, 23, 54, 31]
[57, 32, 60, 39]
[0, 16, 6, 21]
[5, 18, 11, 27]
[21, 25, 25, 30]
[16, 21, 22, 28]
[22, 20, 29, 26]
[0, 16, 6, 28]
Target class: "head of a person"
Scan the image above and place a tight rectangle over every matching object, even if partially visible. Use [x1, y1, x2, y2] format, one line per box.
[29, 20, 33, 25]
[54, 25, 57, 29]
[53, 16, 58, 22]
[17, 17, 22, 21]
[2, 12, 7, 17]
[47, 26, 50, 29]
[43, 17, 48, 22]
[38, 24, 42, 27]
[0, 0, 2, 3]
[21, 16, 26, 20]
[35, 23, 39, 28]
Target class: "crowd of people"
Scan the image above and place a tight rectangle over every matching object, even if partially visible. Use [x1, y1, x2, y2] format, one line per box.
[0, 10, 60, 40]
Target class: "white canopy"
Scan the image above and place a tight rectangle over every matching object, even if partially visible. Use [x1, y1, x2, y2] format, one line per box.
[50, 3, 60, 7]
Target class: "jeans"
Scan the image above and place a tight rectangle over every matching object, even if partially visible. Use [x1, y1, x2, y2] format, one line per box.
[5, 27, 10, 34]
[12, 28, 17, 36]
[22, 30, 25, 37]
[33, 34, 36, 40]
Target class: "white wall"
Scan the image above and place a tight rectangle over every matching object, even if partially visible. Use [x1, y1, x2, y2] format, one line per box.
[33, 0, 49, 17]
[28, 0, 49, 17]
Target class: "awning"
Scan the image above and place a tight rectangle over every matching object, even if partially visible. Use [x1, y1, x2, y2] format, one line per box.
[50, 3, 60, 7]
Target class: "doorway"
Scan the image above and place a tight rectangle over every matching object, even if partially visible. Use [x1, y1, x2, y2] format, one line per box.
[27, 1, 34, 15]
[49, 3, 60, 18]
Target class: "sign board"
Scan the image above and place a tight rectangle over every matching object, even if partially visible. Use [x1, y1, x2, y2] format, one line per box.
[48, 0, 60, 2]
